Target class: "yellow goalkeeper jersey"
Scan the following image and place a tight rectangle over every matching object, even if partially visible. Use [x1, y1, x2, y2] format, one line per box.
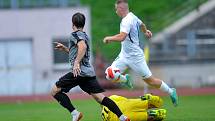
[101, 95, 148, 121]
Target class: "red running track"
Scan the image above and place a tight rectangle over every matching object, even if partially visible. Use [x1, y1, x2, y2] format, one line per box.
[0, 87, 215, 103]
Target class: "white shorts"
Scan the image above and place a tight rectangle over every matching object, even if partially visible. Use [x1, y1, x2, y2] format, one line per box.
[111, 55, 152, 79]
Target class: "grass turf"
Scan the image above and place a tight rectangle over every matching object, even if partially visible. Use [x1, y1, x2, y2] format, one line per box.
[0, 94, 215, 121]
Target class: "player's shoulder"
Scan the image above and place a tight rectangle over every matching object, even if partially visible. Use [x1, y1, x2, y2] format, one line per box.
[71, 30, 86, 36]
[71, 30, 88, 41]
[122, 12, 137, 23]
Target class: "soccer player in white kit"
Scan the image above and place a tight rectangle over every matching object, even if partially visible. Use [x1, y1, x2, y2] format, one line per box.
[103, 0, 178, 106]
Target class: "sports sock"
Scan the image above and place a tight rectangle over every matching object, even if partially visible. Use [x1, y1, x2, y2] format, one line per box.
[119, 115, 129, 121]
[160, 81, 173, 95]
[71, 109, 79, 115]
[53, 92, 75, 112]
[101, 97, 123, 117]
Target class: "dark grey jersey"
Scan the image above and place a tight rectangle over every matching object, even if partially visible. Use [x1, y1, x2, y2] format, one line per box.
[68, 30, 95, 77]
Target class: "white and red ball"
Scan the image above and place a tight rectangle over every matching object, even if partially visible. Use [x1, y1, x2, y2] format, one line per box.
[105, 66, 121, 81]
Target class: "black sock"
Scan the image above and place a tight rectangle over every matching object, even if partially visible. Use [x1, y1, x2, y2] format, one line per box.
[53, 92, 75, 113]
[101, 97, 123, 117]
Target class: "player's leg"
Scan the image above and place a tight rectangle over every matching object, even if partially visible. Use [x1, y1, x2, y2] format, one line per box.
[51, 72, 82, 121]
[144, 76, 178, 106]
[123, 98, 148, 111]
[105, 95, 165, 121]
[129, 112, 148, 121]
[121, 108, 167, 121]
[129, 58, 178, 106]
[127, 100, 166, 121]
[107, 96, 148, 121]
[91, 93, 130, 121]
[79, 76, 130, 121]
[108, 95, 148, 121]
[140, 94, 163, 108]
[107, 56, 133, 88]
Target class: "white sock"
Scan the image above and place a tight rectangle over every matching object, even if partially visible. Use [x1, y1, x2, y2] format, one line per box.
[71, 109, 81, 121]
[119, 115, 128, 121]
[71, 109, 79, 115]
[160, 81, 173, 95]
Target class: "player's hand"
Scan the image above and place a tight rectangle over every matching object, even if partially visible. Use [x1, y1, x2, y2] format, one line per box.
[73, 61, 81, 77]
[103, 37, 111, 44]
[144, 30, 152, 38]
[54, 42, 66, 51]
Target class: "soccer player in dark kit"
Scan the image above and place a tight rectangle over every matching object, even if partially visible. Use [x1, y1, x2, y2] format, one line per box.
[51, 12, 130, 121]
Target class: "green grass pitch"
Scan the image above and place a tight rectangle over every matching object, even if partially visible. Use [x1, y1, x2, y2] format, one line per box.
[0, 95, 215, 121]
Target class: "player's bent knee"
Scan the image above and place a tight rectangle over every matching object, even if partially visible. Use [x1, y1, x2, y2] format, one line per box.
[50, 85, 61, 96]
[91, 93, 105, 103]
[144, 77, 161, 88]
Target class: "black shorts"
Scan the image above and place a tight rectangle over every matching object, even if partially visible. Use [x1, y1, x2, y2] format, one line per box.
[55, 72, 105, 94]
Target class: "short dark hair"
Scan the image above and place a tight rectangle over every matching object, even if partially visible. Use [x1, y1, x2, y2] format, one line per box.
[116, 0, 128, 4]
[72, 12, 85, 29]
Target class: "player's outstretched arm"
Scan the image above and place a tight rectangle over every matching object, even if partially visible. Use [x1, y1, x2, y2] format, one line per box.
[54, 42, 69, 53]
[140, 23, 152, 38]
[103, 32, 127, 44]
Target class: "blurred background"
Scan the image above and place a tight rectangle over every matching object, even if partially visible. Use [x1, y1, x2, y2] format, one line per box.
[1, 0, 214, 95]
[0, 0, 215, 121]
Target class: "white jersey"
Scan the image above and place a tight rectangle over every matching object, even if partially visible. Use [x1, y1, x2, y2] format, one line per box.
[111, 12, 152, 79]
[119, 12, 144, 58]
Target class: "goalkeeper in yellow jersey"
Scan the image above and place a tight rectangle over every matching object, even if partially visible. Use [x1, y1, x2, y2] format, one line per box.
[101, 94, 167, 121]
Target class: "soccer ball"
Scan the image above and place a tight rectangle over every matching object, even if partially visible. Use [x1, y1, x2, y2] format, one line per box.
[105, 66, 121, 81]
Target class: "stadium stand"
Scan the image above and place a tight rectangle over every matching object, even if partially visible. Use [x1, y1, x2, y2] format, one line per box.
[151, 0, 215, 64]
[0, 0, 80, 9]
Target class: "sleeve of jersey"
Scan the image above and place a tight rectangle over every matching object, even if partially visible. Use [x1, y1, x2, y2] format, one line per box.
[72, 33, 84, 44]
[137, 17, 143, 25]
[120, 18, 131, 34]
[77, 35, 84, 43]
